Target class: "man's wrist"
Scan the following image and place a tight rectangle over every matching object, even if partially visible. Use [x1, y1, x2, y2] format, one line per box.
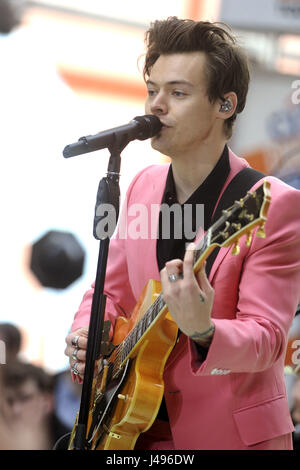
[189, 323, 215, 346]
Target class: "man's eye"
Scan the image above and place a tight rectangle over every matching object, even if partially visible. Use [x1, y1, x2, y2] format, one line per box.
[147, 89, 156, 96]
[173, 91, 186, 98]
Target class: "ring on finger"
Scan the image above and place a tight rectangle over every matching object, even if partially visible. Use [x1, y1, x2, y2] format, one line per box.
[72, 362, 80, 376]
[168, 273, 183, 283]
[71, 335, 80, 348]
[72, 347, 79, 361]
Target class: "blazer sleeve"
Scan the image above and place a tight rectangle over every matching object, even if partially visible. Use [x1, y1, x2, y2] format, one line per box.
[190, 178, 300, 375]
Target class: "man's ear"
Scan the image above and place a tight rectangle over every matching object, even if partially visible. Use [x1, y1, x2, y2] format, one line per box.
[217, 92, 237, 119]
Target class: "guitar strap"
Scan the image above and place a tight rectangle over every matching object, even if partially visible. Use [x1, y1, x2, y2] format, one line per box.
[157, 167, 266, 422]
[205, 167, 265, 278]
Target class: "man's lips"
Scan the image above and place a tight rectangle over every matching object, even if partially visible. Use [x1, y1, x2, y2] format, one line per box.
[160, 122, 171, 129]
[160, 121, 171, 127]
[152, 121, 172, 138]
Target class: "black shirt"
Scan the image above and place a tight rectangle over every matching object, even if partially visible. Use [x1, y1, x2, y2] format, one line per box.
[155, 145, 230, 422]
[157, 145, 230, 271]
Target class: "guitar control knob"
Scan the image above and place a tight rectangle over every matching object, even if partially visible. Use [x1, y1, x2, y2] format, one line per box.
[118, 394, 128, 401]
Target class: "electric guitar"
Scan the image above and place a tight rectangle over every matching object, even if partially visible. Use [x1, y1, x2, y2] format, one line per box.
[68, 179, 271, 450]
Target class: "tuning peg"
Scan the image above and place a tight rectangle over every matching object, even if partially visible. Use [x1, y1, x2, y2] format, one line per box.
[243, 213, 254, 221]
[231, 223, 242, 231]
[232, 241, 240, 256]
[246, 232, 252, 247]
[256, 223, 266, 238]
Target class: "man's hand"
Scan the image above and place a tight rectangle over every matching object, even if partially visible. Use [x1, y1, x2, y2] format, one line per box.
[65, 327, 88, 380]
[160, 243, 215, 343]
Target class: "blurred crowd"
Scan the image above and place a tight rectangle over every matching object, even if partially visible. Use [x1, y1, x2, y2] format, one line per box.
[0, 0, 81, 450]
[0, 322, 81, 450]
[0, 318, 299, 450]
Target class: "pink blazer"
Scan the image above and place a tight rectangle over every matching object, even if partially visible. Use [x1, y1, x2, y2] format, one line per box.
[72, 149, 300, 450]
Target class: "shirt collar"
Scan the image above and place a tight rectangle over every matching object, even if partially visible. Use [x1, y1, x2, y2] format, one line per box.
[162, 145, 230, 229]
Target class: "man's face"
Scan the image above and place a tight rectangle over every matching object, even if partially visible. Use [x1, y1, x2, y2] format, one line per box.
[145, 52, 221, 159]
[1, 379, 50, 424]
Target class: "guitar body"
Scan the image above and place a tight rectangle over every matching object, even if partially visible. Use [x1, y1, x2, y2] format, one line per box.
[87, 279, 178, 450]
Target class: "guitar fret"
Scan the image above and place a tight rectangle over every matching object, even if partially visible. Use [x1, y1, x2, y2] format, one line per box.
[122, 338, 130, 361]
[132, 323, 138, 345]
[136, 318, 143, 339]
[156, 295, 164, 312]
[116, 294, 167, 364]
[146, 311, 152, 327]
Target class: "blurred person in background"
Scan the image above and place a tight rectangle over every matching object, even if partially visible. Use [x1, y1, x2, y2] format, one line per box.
[0, 0, 92, 373]
[53, 368, 81, 431]
[291, 374, 300, 449]
[285, 306, 300, 449]
[64, 17, 300, 450]
[0, 322, 22, 363]
[0, 0, 27, 34]
[0, 361, 69, 449]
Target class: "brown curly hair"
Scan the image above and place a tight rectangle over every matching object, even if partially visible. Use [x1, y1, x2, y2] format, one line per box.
[143, 17, 250, 139]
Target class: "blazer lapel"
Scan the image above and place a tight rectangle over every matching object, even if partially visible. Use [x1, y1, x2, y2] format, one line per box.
[207, 148, 250, 283]
[133, 164, 170, 282]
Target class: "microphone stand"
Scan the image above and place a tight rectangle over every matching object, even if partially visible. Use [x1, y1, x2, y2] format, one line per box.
[73, 135, 128, 450]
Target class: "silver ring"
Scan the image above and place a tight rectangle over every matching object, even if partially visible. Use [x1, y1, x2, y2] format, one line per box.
[71, 335, 80, 348]
[72, 362, 80, 376]
[72, 347, 79, 361]
[168, 273, 183, 283]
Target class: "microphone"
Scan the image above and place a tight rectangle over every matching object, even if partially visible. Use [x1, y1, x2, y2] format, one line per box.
[63, 114, 162, 158]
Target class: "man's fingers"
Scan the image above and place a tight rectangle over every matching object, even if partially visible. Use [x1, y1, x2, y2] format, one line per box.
[64, 344, 86, 361]
[161, 259, 183, 283]
[65, 327, 88, 350]
[183, 243, 197, 280]
[196, 262, 214, 296]
[71, 359, 85, 376]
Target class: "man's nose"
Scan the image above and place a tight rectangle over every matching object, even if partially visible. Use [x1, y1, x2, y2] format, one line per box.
[9, 400, 23, 417]
[150, 92, 168, 115]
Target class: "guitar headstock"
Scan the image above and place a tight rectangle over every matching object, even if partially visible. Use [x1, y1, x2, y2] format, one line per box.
[193, 180, 271, 271]
[209, 179, 271, 255]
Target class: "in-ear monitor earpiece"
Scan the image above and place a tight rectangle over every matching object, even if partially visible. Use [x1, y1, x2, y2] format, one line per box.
[220, 99, 233, 112]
